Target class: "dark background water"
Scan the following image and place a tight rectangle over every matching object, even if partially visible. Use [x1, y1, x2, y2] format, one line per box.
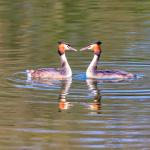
[0, 0, 150, 149]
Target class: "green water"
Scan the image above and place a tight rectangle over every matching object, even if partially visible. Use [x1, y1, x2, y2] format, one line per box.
[0, 1, 150, 150]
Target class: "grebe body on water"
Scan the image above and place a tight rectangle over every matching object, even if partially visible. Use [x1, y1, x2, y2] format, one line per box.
[80, 41, 135, 80]
[27, 41, 77, 80]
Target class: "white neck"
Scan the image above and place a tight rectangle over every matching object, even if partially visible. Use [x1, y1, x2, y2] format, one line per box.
[60, 54, 72, 77]
[86, 54, 99, 76]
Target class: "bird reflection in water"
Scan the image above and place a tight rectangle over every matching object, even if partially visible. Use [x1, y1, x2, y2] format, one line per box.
[85, 79, 102, 113]
[26, 77, 102, 113]
[58, 78, 72, 112]
[26, 77, 73, 112]
[58, 78, 102, 113]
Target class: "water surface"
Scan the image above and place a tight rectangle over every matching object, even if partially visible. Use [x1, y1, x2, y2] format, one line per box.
[0, 0, 150, 150]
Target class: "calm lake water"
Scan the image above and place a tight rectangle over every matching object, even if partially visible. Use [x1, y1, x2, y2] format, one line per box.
[0, 1, 150, 150]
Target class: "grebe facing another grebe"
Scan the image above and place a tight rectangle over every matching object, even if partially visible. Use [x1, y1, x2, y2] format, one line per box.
[27, 41, 77, 80]
[80, 41, 135, 80]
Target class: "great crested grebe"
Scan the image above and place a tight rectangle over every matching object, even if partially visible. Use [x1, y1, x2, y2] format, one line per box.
[80, 41, 135, 79]
[27, 41, 77, 80]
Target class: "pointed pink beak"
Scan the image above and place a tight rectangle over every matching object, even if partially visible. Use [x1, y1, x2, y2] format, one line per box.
[80, 46, 90, 51]
[68, 46, 78, 51]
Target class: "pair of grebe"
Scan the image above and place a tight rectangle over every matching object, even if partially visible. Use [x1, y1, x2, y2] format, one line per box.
[27, 41, 135, 80]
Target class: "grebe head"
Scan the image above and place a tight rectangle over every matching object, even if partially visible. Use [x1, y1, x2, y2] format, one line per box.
[80, 41, 102, 56]
[58, 41, 77, 55]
